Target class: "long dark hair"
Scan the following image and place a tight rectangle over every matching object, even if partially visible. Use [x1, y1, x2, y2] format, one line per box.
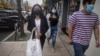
[50, 6, 59, 18]
[30, 4, 44, 19]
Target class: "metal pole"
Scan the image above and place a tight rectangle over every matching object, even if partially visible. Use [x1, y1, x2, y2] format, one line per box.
[15, 23, 18, 41]
[17, 0, 25, 36]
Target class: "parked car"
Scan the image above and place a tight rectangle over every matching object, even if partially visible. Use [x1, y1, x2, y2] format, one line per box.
[0, 9, 18, 29]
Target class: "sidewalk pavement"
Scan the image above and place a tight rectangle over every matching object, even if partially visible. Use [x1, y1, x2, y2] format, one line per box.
[0, 38, 69, 56]
[0, 23, 70, 56]
[0, 23, 99, 56]
[43, 37, 69, 56]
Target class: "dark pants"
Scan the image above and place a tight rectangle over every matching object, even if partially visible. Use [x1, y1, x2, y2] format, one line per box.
[40, 35, 46, 50]
[73, 43, 89, 56]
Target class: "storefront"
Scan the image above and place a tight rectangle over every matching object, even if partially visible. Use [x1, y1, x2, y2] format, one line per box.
[61, 0, 80, 35]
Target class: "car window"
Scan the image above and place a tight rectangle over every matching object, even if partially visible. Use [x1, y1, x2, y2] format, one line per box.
[0, 12, 8, 16]
[8, 12, 18, 16]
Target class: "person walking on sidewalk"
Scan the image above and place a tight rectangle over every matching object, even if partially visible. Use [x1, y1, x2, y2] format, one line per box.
[47, 6, 59, 52]
[68, 0, 100, 56]
[27, 4, 49, 49]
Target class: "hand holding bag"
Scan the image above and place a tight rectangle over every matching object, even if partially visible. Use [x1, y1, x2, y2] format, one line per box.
[26, 30, 42, 56]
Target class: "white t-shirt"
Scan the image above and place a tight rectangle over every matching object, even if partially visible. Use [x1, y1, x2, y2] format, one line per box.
[35, 19, 41, 33]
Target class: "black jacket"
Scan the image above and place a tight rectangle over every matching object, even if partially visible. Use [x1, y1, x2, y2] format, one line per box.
[27, 16, 49, 36]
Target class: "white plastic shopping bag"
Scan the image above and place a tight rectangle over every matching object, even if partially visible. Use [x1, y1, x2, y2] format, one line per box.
[45, 27, 51, 39]
[46, 13, 50, 21]
[26, 31, 42, 56]
[45, 13, 51, 38]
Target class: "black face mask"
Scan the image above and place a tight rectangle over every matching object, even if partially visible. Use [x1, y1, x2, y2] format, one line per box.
[34, 10, 41, 16]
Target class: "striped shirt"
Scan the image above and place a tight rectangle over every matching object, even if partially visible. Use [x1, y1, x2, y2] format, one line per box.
[69, 10, 99, 45]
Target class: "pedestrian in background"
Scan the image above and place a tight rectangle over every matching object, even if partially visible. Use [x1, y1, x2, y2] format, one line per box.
[27, 4, 49, 49]
[47, 6, 59, 52]
[68, 0, 100, 56]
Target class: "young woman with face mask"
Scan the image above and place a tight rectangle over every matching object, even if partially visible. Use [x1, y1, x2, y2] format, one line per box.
[47, 6, 59, 52]
[27, 4, 49, 49]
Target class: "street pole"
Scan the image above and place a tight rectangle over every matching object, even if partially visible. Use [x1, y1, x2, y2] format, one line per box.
[16, 0, 25, 37]
[26, 1, 28, 11]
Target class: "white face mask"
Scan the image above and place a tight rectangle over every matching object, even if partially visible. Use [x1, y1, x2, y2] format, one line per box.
[51, 9, 56, 13]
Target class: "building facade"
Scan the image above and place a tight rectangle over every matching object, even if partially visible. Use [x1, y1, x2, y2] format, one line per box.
[0, 0, 24, 10]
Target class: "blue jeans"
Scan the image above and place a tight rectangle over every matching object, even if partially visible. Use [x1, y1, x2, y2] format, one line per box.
[48, 26, 57, 48]
[73, 43, 89, 56]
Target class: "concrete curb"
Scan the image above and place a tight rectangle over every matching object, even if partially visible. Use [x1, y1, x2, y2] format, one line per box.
[1, 41, 27, 43]
[2, 31, 15, 42]
[59, 37, 71, 56]
[58, 28, 73, 56]
[1, 31, 31, 42]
